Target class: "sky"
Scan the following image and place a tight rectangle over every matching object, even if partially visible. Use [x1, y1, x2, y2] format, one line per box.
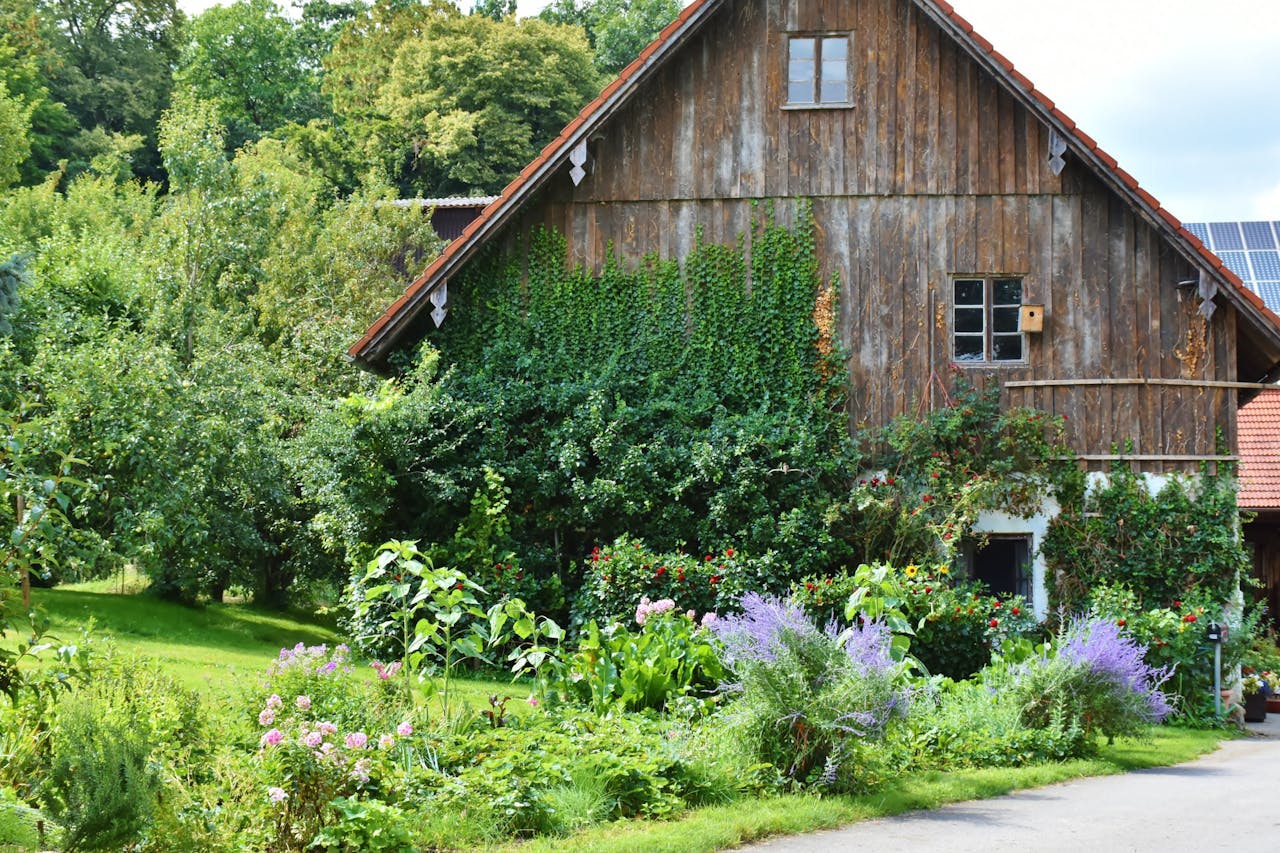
[176, 0, 1280, 221]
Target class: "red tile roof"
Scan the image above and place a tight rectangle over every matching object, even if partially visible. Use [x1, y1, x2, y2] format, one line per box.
[348, 0, 1280, 369]
[1239, 391, 1280, 509]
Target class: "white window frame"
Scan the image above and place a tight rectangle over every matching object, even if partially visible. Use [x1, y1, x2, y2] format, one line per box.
[784, 33, 853, 109]
[952, 276, 1026, 365]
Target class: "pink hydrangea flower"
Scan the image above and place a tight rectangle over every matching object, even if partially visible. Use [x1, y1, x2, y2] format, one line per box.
[317, 721, 337, 735]
[295, 695, 311, 711]
[378, 734, 395, 749]
[266, 694, 283, 710]
[345, 732, 368, 750]
[701, 612, 719, 627]
[304, 731, 323, 748]
[396, 721, 413, 737]
[268, 786, 288, 804]
[350, 758, 372, 784]
[260, 728, 284, 748]
[258, 708, 275, 726]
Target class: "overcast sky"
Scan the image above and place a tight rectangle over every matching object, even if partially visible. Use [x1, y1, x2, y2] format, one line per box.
[178, 0, 1280, 221]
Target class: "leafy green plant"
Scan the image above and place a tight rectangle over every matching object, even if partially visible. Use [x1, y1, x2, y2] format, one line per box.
[538, 606, 726, 713]
[43, 693, 160, 852]
[309, 797, 415, 853]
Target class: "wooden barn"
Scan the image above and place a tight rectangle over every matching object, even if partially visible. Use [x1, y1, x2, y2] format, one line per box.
[349, 0, 1280, 613]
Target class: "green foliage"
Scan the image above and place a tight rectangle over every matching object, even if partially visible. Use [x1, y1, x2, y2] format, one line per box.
[176, 0, 327, 151]
[538, 610, 726, 713]
[0, 81, 34, 189]
[0, 785, 53, 850]
[1043, 464, 1248, 613]
[35, 0, 184, 182]
[309, 797, 415, 853]
[540, 0, 682, 75]
[43, 693, 161, 852]
[831, 381, 1070, 568]
[792, 562, 1037, 680]
[574, 536, 791, 628]
[902, 678, 1086, 769]
[325, 1, 603, 195]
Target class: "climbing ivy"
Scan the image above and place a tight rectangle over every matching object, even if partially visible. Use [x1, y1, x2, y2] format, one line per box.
[413, 203, 854, 600]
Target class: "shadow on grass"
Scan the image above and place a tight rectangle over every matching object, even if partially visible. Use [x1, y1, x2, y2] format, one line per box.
[15, 588, 338, 659]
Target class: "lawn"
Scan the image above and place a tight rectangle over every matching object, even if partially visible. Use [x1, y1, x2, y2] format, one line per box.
[2, 577, 525, 709]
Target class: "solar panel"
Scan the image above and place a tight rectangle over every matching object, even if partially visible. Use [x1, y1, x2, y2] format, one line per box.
[1210, 222, 1244, 250]
[1220, 251, 1251, 278]
[1255, 282, 1280, 309]
[1252, 252, 1280, 280]
[1243, 221, 1278, 250]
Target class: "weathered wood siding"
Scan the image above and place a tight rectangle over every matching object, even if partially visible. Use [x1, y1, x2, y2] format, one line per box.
[498, 0, 1237, 470]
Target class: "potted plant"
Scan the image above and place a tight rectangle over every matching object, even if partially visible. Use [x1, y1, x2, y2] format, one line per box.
[1241, 669, 1277, 722]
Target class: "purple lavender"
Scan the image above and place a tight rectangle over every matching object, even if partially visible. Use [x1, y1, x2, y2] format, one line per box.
[711, 593, 820, 666]
[830, 617, 896, 677]
[1059, 616, 1173, 723]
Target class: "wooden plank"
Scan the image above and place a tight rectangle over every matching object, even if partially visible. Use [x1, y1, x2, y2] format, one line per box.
[1004, 378, 1280, 390]
[976, 71, 998, 192]
[920, 11, 941, 196]
[896, 0, 916, 194]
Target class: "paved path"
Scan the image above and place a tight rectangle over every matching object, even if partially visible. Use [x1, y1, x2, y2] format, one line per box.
[735, 717, 1280, 852]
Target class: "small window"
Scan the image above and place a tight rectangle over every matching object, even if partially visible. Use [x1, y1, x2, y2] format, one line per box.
[787, 35, 850, 106]
[953, 276, 1025, 364]
[965, 535, 1032, 600]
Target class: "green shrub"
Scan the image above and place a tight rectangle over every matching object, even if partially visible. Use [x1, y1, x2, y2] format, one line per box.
[793, 562, 1039, 680]
[44, 694, 160, 852]
[309, 797, 415, 853]
[572, 535, 794, 628]
[0, 785, 54, 851]
[711, 595, 910, 791]
[538, 606, 726, 713]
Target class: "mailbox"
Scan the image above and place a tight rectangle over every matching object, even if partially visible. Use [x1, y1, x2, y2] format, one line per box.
[1205, 622, 1226, 643]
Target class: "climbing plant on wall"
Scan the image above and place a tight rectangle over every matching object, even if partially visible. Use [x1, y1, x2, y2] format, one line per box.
[409, 202, 857, 599]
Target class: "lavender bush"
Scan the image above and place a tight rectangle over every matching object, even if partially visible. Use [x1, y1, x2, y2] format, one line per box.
[711, 594, 909, 791]
[1011, 615, 1172, 745]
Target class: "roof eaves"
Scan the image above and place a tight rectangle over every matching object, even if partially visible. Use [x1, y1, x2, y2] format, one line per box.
[348, 0, 729, 369]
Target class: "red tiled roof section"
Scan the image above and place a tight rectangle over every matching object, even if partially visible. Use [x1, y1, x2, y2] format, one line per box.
[350, 0, 1280, 365]
[1239, 391, 1280, 509]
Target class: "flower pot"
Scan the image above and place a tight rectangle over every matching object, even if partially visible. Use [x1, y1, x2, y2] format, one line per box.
[1267, 697, 1280, 714]
[1244, 691, 1268, 723]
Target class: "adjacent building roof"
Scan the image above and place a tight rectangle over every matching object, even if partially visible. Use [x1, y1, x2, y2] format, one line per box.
[1186, 221, 1280, 314]
[349, 0, 1280, 372]
[1239, 390, 1280, 509]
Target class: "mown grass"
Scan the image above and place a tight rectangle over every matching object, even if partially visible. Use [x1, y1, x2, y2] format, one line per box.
[503, 726, 1228, 853]
[1, 580, 527, 710]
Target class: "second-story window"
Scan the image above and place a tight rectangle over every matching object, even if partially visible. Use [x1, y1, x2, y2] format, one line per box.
[787, 35, 850, 106]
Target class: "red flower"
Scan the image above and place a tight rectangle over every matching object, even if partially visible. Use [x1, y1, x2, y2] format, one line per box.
[709, 575, 720, 586]
[706, 555, 713, 562]
[806, 582, 816, 591]
[922, 494, 932, 503]
[726, 548, 735, 558]
[592, 554, 600, 563]
[516, 572, 523, 580]
[1184, 613, 1197, 623]
[1117, 618, 1126, 627]
[993, 601, 1002, 609]
[825, 577, 833, 585]
[1011, 607, 1021, 616]
[925, 587, 933, 594]
[1173, 600, 1182, 609]
[887, 476, 896, 485]
[931, 471, 940, 479]
[655, 566, 667, 578]
[989, 618, 999, 628]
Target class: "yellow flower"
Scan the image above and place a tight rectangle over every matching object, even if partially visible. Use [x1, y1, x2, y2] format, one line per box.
[905, 564, 919, 578]
[938, 565, 950, 576]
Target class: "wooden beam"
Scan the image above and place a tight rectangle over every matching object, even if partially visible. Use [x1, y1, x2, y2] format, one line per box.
[1005, 378, 1280, 391]
[1068, 454, 1239, 462]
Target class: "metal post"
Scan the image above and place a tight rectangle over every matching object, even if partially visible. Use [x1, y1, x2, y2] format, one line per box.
[1214, 641, 1222, 716]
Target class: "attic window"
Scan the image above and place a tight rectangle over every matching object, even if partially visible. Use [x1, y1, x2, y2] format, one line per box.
[787, 35, 850, 107]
